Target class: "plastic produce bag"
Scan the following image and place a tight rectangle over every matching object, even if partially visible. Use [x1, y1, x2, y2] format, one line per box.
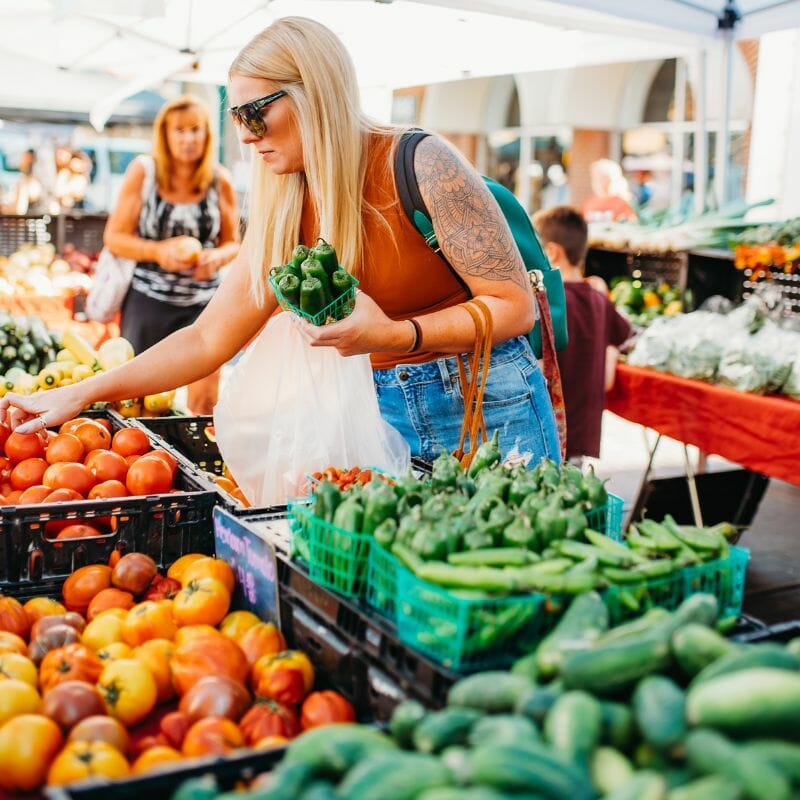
[214, 312, 410, 507]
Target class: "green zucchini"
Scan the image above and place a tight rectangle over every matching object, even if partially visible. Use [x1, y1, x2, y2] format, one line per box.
[599, 701, 635, 751]
[590, 747, 634, 795]
[604, 771, 667, 800]
[389, 700, 428, 749]
[544, 690, 601, 769]
[12, 315, 29, 339]
[468, 714, 539, 748]
[632, 676, 686, 750]
[691, 644, 800, 685]
[534, 590, 609, 679]
[466, 742, 596, 799]
[686, 667, 800, 738]
[337, 752, 452, 800]
[413, 708, 483, 754]
[670, 623, 738, 677]
[744, 740, 800, 783]
[666, 775, 743, 800]
[447, 672, 533, 713]
[685, 728, 790, 800]
[515, 684, 563, 725]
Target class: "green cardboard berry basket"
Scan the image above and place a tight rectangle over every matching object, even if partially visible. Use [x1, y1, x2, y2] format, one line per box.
[269, 272, 358, 327]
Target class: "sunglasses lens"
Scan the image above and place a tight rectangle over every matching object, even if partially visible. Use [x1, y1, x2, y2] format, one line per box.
[242, 106, 266, 136]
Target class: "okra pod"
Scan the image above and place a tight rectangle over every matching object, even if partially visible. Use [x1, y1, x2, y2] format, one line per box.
[416, 562, 518, 593]
[556, 539, 633, 567]
[447, 547, 537, 568]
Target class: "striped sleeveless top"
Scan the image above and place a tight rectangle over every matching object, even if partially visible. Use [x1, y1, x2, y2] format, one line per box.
[132, 156, 222, 307]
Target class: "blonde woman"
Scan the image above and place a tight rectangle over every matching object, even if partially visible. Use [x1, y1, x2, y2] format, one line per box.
[0, 18, 559, 466]
[103, 95, 240, 414]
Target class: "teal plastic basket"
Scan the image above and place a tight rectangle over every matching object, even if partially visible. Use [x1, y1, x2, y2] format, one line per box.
[585, 493, 624, 540]
[395, 567, 545, 671]
[269, 272, 358, 327]
[287, 499, 371, 598]
[602, 545, 750, 625]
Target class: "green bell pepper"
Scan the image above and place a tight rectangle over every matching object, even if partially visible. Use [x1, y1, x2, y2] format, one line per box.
[431, 447, 462, 491]
[536, 495, 569, 546]
[502, 514, 539, 551]
[362, 483, 398, 536]
[313, 481, 341, 523]
[463, 529, 495, 551]
[373, 518, 397, 549]
[410, 525, 450, 561]
[467, 429, 501, 478]
[332, 496, 364, 533]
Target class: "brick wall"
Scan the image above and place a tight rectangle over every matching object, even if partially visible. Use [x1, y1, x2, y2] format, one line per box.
[569, 129, 612, 209]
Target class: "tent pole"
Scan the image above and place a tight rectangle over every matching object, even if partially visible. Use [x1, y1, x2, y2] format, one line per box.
[715, 27, 734, 207]
[671, 56, 688, 210]
[693, 47, 708, 215]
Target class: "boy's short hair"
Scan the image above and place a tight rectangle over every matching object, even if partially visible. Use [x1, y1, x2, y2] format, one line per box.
[533, 206, 588, 268]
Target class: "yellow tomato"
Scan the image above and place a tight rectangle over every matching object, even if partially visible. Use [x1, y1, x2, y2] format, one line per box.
[0, 714, 63, 792]
[131, 745, 182, 775]
[97, 659, 157, 727]
[172, 577, 231, 628]
[0, 679, 41, 725]
[219, 610, 260, 641]
[0, 653, 38, 688]
[96, 641, 133, 664]
[47, 740, 130, 785]
[83, 614, 125, 652]
[133, 639, 175, 704]
[166, 553, 206, 585]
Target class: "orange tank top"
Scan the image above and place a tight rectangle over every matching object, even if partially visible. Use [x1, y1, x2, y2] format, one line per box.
[300, 132, 468, 370]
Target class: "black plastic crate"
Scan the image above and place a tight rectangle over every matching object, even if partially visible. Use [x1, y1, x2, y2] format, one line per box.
[732, 619, 800, 644]
[44, 746, 284, 800]
[0, 409, 216, 591]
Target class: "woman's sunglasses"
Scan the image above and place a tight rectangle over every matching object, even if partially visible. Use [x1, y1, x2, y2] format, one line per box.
[228, 90, 287, 137]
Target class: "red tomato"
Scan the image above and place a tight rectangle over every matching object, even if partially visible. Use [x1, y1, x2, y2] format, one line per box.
[73, 422, 111, 453]
[18, 485, 52, 505]
[45, 434, 84, 465]
[45, 462, 94, 496]
[4, 432, 45, 465]
[85, 451, 128, 484]
[10, 458, 48, 490]
[300, 691, 356, 730]
[111, 429, 151, 458]
[43, 488, 84, 503]
[54, 524, 104, 541]
[88, 480, 129, 499]
[145, 449, 177, 478]
[126, 456, 173, 496]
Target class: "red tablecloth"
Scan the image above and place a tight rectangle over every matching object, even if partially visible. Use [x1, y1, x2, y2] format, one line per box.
[606, 363, 800, 486]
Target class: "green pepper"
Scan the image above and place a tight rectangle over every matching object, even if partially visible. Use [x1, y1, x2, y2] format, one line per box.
[447, 513, 475, 550]
[291, 244, 310, 270]
[474, 495, 502, 524]
[431, 447, 461, 491]
[564, 505, 588, 540]
[519, 492, 547, 524]
[313, 481, 341, 523]
[391, 541, 425, 574]
[534, 458, 561, 492]
[396, 505, 423, 545]
[463, 529, 495, 551]
[477, 502, 514, 542]
[456, 473, 476, 498]
[398, 491, 425, 517]
[474, 471, 512, 501]
[410, 525, 450, 561]
[300, 276, 328, 317]
[310, 238, 338, 278]
[536, 495, 568, 546]
[362, 483, 398, 536]
[468, 429, 501, 478]
[583, 465, 608, 508]
[330, 269, 354, 299]
[502, 514, 539, 551]
[300, 257, 332, 303]
[332, 496, 363, 533]
[277, 273, 301, 307]
[393, 467, 419, 498]
[275, 261, 303, 281]
[508, 473, 539, 507]
[373, 518, 397, 549]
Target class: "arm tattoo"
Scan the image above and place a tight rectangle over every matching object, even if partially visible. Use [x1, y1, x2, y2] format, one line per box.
[415, 137, 528, 290]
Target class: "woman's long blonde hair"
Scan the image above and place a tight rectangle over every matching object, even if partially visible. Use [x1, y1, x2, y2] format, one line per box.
[229, 17, 399, 302]
[152, 95, 215, 194]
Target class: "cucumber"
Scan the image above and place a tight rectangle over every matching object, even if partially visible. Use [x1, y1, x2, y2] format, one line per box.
[259, 763, 316, 800]
[337, 752, 452, 800]
[744, 740, 800, 783]
[466, 742, 596, 799]
[413, 708, 483, 754]
[561, 635, 672, 696]
[544, 690, 601, 769]
[595, 608, 671, 646]
[687, 667, 800, 738]
[389, 700, 428, 749]
[670, 623, 738, 677]
[667, 775, 743, 800]
[591, 747, 634, 794]
[600, 701, 635, 751]
[633, 742, 671, 771]
[691, 644, 800, 685]
[632, 676, 686, 750]
[282, 724, 396, 778]
[418, 789, 543, 800]
[468, 714, 539, 748]
[515, 684, 563, 724]
[298, 781, 338, 800]
[510, 651, 539, 682]
[685, 728, 790, 800]
[534, 591, 609, 678]
[604, 771, 667, 800]
[170, 776, 218, 800]
[447, 672, 533, 713]
[663, 593, 719, 633]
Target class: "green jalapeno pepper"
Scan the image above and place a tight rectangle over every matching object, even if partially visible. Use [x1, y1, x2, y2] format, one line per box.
[291, 244, 310, 270]
[536, 495, 569, 546]
[474, 471, 512, 501]
[519, 492, 547, 525]
[503, 514, 539, 551]
[277, 273, 301, 307]
[431, 447, 461, 491]
[463, 529, 495, 551]
[477, 502, 514, 542]
[300, 257, 332, 302]
[310, 238, 338, 278]
[362, 483, 398, 536]
[564, 505, 588, 540]
[313, 481, 341, 524]
[534, 458, 561, 492]
[393, 467, 419, 498]
[410, 524, 450, 561]
[373, 517, 398, 549]
[584, 465, 609, 508]
[508, 473, 539, 507]
[332, 496, 364, 533]
[300, 276, 328, 317]
[468, 429, 501, 478]
[330, 269, 354, 299]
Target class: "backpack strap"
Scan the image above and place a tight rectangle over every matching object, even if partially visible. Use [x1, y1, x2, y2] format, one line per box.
[395, 129, 471, 296]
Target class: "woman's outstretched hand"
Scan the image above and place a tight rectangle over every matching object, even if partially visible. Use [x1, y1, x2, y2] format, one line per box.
[0, 385, 88, 435]
[295, 291, 411, 356]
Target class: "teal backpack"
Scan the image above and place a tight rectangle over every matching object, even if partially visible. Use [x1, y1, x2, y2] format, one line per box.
[394, 130, 568, 359]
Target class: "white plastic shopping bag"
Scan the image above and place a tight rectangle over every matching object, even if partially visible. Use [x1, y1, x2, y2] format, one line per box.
[214, 312, 410, 507]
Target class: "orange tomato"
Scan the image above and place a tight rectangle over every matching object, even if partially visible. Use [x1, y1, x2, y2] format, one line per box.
[167, 553, 205, 584]
[10, 458, 48, 491]
[68, 715, 130, 756]
[82, 613, 125, 652]
[181, 717, 243, 758]
[45, 461, 94, 496]
[18, 485, 53, 505]
[238, 622, 286, 668]
[146, 449, 178, 478]
[174, 624, 221, 648]
[85, 450, 128, 484]
[240, 700, 299, 745]
[111, 428, 151, 458]
[182, 557, 235, 594]
[39, 643, 103, 693]
[0, 714, 63, 792]
[59, 418, 92, 435]
[252, 651, 315, 705]
[0, 631, 27, 655]
[23, 597, 66, 629]
[89, 479, 129, 499]
[126, 455, 173, 496]
[97, 659, 157, 727]
[133, 639, 175, 704]
[43, 488, 84, 503]
[73, 422, 112, 453]
[219, 610, 260, 642]
[131, 745, 181, 775]
[45, 434, 84, 465]
[54, 524, 103, 542]
[4, 432, 45, 464]
[300, 690, 355, 730]
[87, 588, 134, 621]
[171, 634, 249, 695]
[47, 740, 130, 785]
[0, 425, 9, 453]
[3, 490, 22, 505]
[62, 564, 112, 615]
[253, 734, 289, 750]
[0, 678, 41, 724]
[122, 601, 177, 647]
[0, 653, 38, 688]
[172, 577, 231, 628]
[96, 642, 133, 664]
[0, 595, 30, 640]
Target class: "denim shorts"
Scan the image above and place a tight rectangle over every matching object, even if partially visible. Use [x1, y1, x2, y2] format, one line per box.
[373, 336, 561, 465]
